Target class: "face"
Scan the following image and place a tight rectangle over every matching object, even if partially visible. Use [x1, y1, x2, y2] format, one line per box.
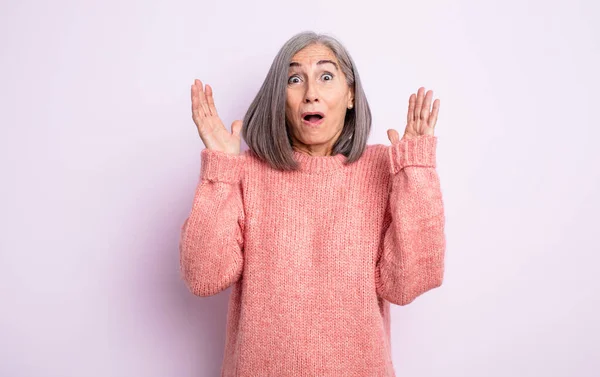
[285, 44, 354, 156]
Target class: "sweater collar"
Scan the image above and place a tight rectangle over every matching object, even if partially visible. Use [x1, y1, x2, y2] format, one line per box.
[292, 150, 348, 173]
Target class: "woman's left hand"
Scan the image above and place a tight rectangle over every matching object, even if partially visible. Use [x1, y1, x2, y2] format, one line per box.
[387, 87, 440, 143]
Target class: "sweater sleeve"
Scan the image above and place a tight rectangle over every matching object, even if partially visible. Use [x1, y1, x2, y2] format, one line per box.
[179, 148, 246, 297]
[375, 135, 446, 305]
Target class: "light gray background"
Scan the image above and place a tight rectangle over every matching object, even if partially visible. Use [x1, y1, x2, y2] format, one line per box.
[1, 1, 598, 376]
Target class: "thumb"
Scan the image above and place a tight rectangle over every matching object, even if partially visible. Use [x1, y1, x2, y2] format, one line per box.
[231, 120, 243, 138]
[387, 129, 400, 144]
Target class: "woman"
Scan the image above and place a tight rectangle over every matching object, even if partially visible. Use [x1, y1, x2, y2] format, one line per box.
[180, 30, 446, 377]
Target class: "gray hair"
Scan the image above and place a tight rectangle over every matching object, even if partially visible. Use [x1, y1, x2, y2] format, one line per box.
[241, 30, 372, 171]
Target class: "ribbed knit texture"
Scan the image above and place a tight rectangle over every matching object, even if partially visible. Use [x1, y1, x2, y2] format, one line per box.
[179, 134, 446, 377]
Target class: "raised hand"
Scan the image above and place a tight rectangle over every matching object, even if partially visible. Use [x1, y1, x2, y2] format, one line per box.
[191, 79, 243, 155]
[387, 87, 440, 144]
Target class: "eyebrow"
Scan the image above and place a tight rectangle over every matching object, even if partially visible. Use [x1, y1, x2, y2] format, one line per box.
[289, 59, 339, 71]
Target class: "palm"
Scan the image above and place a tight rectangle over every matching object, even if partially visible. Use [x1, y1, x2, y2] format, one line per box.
[197, 113, 238, 150]
[387, 87, 440, 144]
[191, 79, 242, 155]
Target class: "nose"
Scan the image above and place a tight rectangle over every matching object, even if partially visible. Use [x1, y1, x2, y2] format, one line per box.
[304, 80, 319, 103]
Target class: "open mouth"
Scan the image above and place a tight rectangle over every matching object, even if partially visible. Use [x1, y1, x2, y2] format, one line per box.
[302, 113, 324, 125]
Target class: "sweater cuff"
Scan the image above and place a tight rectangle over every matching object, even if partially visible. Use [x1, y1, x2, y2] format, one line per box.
[200, 149, 245, 183]
[388, 135, 437, 174]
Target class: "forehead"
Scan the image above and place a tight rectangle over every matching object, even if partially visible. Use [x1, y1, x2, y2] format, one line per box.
[289, 44, 339, 69]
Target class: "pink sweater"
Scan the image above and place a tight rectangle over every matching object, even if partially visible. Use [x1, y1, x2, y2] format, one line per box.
[179, 134, 446, 376]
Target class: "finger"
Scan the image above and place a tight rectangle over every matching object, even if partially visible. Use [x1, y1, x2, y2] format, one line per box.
[407, 93, 416, 125]
[205, 84, 219, 117]
[421, 90, 433, 125]
[414, 87, 425, 132]
[414, 87, 424, 120]
[231, 120, 243, 138]
[429, 98, 440, 129]
[192, 79, 207, 118]
[387, 129, 400, 144]
[196, 79, 211, 117]
[191, 83, 203, 123]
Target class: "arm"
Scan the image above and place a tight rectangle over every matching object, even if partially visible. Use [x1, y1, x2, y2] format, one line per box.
[179, 148, 246, 297]
[375, 135, 446, 305]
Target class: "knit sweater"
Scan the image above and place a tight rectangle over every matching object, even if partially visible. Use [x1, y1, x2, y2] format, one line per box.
[179, 134, 446, 377]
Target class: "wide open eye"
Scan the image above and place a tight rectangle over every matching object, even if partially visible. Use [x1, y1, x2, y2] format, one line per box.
[322, 73, 334, 81]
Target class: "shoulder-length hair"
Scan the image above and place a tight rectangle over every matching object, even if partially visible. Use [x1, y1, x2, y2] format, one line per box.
[241, 30, 372, 171]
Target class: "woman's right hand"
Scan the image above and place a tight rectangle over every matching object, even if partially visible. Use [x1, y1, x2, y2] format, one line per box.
[191, 79, 242, 155]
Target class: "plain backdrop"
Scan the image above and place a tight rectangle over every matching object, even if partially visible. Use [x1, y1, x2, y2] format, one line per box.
[1, 0, 599, 376]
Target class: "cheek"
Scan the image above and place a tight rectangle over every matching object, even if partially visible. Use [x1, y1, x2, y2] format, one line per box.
[286, 97, 299, 116]
[329, 98, 346, 118]
[328, 90, 348, 111]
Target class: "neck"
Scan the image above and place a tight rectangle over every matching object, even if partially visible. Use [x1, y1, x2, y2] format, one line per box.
[292, 145, 333, 157]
